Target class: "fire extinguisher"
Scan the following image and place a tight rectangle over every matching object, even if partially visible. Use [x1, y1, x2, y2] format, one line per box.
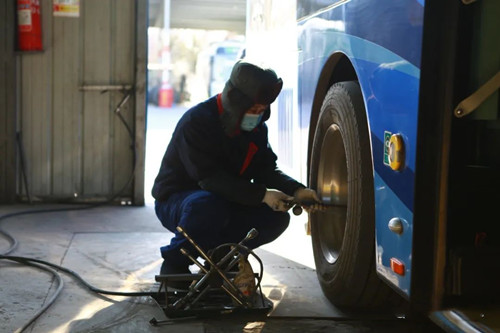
[16, 0, 43, 51]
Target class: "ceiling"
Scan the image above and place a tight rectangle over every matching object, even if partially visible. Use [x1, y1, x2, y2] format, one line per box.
[149, 0, 246, 33]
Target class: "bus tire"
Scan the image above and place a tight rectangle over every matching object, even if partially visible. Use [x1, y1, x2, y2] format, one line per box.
[310, 81, 395, 308]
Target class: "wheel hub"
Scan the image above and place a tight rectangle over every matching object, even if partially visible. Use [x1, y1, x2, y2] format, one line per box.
[316, 124, 348, 264]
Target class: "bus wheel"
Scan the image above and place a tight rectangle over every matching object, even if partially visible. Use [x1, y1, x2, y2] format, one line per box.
[310, 81, 393, 308]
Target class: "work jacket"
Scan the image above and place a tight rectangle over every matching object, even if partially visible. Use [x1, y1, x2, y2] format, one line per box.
[152, 94, 304, 205]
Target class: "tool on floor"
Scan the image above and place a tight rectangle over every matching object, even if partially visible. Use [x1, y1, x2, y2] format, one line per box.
[151, 227, 273, 323]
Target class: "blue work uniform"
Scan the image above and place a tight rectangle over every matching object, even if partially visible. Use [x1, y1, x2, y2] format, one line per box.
[152, 94, 304, 267]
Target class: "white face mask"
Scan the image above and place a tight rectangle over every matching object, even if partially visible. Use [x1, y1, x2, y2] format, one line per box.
[240, 113, 263, 131]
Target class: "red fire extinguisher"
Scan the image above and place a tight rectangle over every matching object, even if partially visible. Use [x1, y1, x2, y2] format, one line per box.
[17, 0, 43, 51]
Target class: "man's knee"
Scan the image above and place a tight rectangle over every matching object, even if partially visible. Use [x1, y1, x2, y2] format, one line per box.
[247, 211, 290, 248]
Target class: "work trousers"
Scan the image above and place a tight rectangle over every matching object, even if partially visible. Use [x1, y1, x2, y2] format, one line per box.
[155, 190, 290, 267]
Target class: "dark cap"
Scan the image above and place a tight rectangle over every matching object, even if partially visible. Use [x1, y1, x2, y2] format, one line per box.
[229, 61, 283, 104]
[220, 60, 283, 136]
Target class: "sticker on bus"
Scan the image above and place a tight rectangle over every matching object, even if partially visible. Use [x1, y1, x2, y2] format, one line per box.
[384, 130, 392, 166]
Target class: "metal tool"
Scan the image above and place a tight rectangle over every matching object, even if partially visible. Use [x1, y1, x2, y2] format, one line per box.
[152, 227, 273, 320]
[173, 226, 253, 309]
[284, 199, 341, 215]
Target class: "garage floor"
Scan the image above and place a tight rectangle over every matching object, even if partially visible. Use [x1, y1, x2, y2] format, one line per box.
[0, 105, 442, 332]
[0, 204, 442, 333]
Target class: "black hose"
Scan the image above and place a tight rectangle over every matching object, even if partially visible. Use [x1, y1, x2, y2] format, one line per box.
[0, 92, 139, 332]
[0, 255, 155, 297]
[212, 242, 265, 292]
[4, 258, 64, 333]
[0, 206, 101, 255]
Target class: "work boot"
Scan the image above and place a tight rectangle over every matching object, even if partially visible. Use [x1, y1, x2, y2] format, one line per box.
[160, 260, 191, 290]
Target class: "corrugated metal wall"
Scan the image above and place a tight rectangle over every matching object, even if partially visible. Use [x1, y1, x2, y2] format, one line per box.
[17, 0, 146, 203]
[0, 1, 17, 203]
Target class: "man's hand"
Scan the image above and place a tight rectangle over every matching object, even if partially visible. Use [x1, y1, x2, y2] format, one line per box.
[262, 189, 294, 212]
[293, 188, 325, 213]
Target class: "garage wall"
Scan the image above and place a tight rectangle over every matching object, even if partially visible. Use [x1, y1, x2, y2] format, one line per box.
[17, 0, 146, 204]
[0, 1, 16, 203]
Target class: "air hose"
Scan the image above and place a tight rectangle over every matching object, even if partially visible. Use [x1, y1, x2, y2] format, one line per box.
[0, 90, 146, 332]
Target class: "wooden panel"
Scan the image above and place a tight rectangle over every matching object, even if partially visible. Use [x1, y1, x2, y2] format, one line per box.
[0, 1, 17, 203]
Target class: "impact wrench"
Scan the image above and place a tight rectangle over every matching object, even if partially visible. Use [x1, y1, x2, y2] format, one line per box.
[284, 199, 338, 216]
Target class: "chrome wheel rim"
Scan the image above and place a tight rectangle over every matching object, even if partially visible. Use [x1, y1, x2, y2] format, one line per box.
[316, 124, 348, 264]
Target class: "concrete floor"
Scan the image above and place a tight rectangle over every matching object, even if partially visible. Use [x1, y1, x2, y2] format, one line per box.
[0, 105, 442, 332]
[0, 204, 442, 333]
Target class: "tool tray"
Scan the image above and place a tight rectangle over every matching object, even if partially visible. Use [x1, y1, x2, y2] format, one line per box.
[152, 273, 273, 318]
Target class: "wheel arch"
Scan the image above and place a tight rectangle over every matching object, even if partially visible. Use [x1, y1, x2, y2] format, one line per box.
[306, 52, 360, 183]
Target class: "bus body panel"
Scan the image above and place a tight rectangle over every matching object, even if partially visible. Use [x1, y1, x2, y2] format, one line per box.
[297, 0, 424, 295]
[248, 1, 500, 325]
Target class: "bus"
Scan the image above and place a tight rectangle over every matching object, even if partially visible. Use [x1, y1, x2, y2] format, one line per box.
[197, 40, 245, 98]
[246, 0, 499, 330]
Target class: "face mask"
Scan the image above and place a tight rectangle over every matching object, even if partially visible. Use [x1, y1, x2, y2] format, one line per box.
[240, 113, 263, 131]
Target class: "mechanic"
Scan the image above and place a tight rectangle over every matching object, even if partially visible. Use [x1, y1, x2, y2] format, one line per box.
[152, 60, 322, 277]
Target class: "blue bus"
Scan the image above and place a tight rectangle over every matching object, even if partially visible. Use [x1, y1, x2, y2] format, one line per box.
[247, 0, 499, 329]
